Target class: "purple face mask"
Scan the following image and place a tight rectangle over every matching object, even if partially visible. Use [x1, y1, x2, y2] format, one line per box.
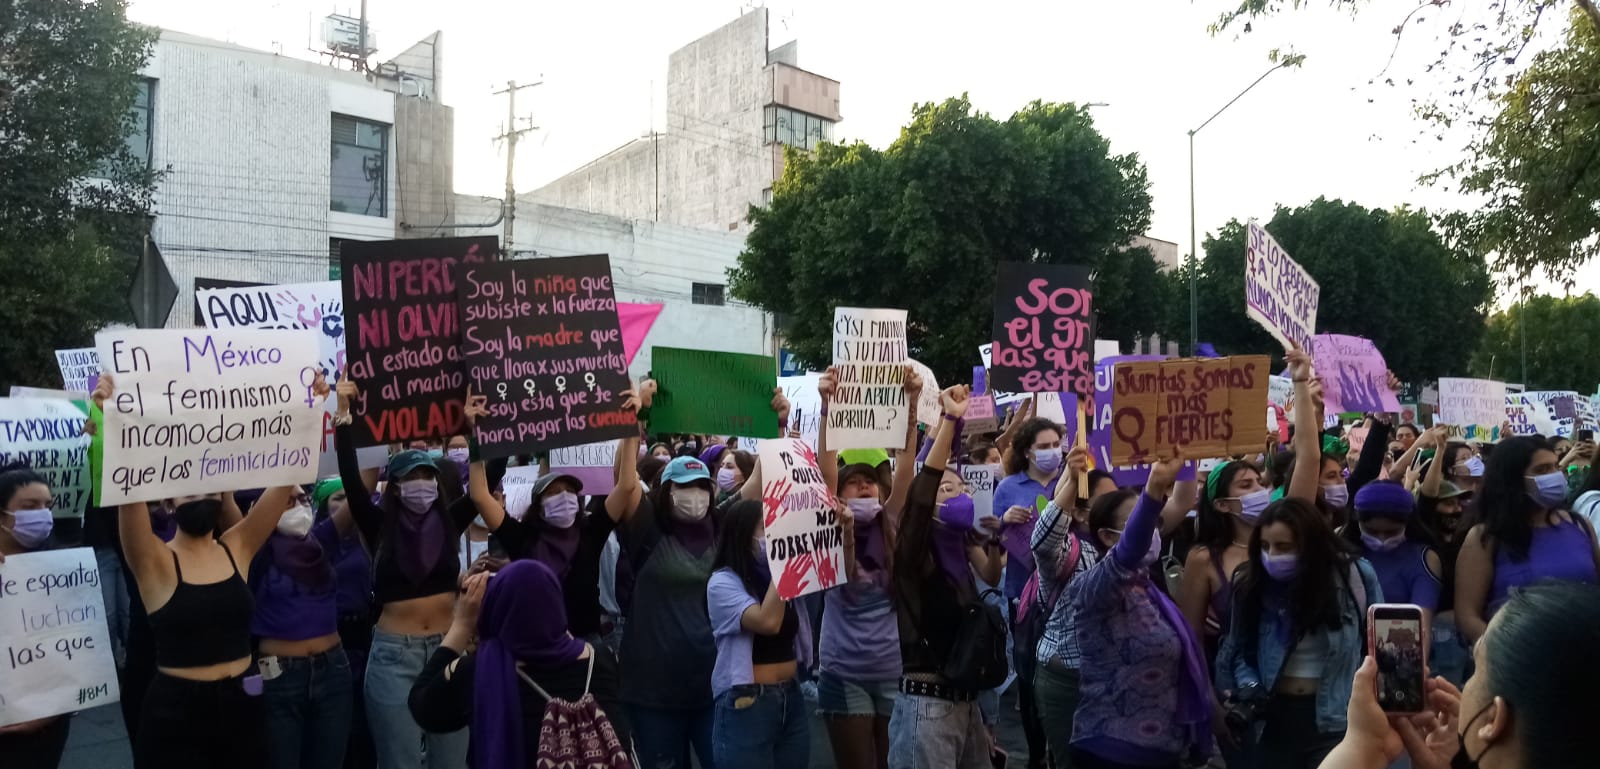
[938, 494, 976, 530]
[398, 480, 439, 513]
[1262, 552, 1298, 582]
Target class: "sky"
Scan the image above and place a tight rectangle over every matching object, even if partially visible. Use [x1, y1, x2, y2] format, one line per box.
[125, 0, 1599, 304]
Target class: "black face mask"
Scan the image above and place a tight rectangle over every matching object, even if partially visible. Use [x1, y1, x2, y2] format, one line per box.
[1451, 701, 1497, 769]
[174, 499, 222, 537]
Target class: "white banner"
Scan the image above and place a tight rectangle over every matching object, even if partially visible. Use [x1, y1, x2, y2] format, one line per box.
[548, 441, 618, 495]
[827, 308, 909, 451]
[0, 399, 92, 518]
[907, 358, 943, 428]
[1245, 222, 1320, 350]
[1506, 391, 1594, 438]
[95, 328, 324, 504]
[1437, 377, 1507, 442]
[758, 438, 845, 600]
[0, 548, 121, 726]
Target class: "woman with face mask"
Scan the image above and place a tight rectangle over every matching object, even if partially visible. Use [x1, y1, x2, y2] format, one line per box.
[1180, 459, 1269, 666]
[888, 385, 1005, 769]
[1319, 581, 1598, 769]
[1341, 480, 1441, 615]
[714, 450, 756, 506]
[706, 500, 810, 768]
[0, 468, 72, 768]
[619, 387, 791, 769]
[1414, 446, 1473, 688]
[1453, 436, 1600, 647]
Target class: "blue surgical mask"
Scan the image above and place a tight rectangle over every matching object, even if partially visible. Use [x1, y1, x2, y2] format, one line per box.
[542, 492, 581, 529]
[446, 447, 469, 465]
[1262, 551, 1298, 581]
[1231, 489, 1271, 523]
[1525, 471, 1568, 509]
[1322, 483, 1349, 510]
[846, 497, 882, 525]
[1359, 525, 1406, 553]
[1031, 448, 1063, 474]
[716, 468, 739, 491]
[6, 508, 54, 548]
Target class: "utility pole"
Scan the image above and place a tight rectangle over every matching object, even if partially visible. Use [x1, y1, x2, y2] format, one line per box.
[493, 80, 540, 256]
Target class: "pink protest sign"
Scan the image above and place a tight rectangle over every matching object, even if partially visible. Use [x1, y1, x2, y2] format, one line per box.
[1308, 334, 1401, 413]
[990, 263, 1094, 395]
[617, 302, 662, 366]
[1245, 223, 1320, 350]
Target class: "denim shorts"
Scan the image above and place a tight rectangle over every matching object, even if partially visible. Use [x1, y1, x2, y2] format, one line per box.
[816, 670, 897, 718]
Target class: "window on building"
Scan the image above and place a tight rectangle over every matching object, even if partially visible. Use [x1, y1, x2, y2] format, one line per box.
[95, 79, 154, 176]
[763, 106, 834, 151]
[692, 282, 725, 306]
[331, 115, 388, 217]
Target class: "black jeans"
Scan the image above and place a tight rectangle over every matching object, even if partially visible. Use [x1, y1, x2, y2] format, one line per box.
[1259, 693, 1341, 769]
[135, 672, 267, 769]
[0, 716, 71, 769]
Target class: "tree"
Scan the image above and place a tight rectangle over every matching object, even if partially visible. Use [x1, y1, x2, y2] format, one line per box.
[0, 0, 158, 390]
[1469, 293, 1600, 392]
[1188, 198, 1493, 382]
[729, 96, 1157, 385]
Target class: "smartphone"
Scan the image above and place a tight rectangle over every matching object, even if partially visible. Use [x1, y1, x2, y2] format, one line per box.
[1580, 429, 1595, 442]
[1368, 603, 1428, 714]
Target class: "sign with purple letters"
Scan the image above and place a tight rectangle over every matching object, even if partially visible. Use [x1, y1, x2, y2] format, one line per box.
[1308, 334, 1400, 414]
[1245, 223, 1320, 350]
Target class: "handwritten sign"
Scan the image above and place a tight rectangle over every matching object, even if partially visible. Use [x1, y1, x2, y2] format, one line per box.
[457, 254, 636, 458]
[1437, 378, 1506, 442]
[54, 349, 100, 392]
[548, 441, 618, 495]
[990, 262, 1094, 395]
[0, 548, 121, 726]
[1108, 356, 1270, 465]
[828, 307, 909, 451]
[0, 399, 92, 517]
[650, 347, 779, 438]
[1308, 334, 1400, 413]
[961, 463, 1001, 524]
[342, 236, 495, 446]
[198, 280, 384, 475]
[1506, 391, 1593, 438]
[1090, 356, 1196, 486]
[964, 393, 1000, 436]
[758, 438, 844, 600]
[1245, 222, 1320, 349]
[908, 358, 942, 427]
[94, 328, 323, 505]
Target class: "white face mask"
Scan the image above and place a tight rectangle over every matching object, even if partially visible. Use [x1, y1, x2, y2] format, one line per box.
[276, 505, 314, 539]
[671, 488, 711, 522]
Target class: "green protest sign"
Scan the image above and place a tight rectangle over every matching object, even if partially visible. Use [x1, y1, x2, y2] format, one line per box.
[649, 346, 780, 438]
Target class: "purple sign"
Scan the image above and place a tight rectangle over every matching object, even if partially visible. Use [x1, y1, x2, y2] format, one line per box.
[1090, 355, 1197, 487]
[1308, 334, 1401, 414]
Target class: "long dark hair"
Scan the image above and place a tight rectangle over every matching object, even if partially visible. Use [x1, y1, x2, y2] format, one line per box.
[713, 501, 767, 599]
[1477, 436, 1561, 562]
[1237, 498, 1358, 638]
[1485, 582, 1600, 768]
[1003, 418, 1064, 476]
[1195, 460, 1259, 552]
[728, 450, 757, 481]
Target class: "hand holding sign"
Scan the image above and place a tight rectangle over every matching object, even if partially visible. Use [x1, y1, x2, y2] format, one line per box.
[1146, 445, 1186, 501]
[463, 387, 490, 425]
[940, 386, 971, 418]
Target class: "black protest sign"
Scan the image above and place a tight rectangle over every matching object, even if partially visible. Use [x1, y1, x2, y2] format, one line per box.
[192, 278, 266, 327]
[990, 262, 1095, 396]
[457, 254, 637, 458]
[341, 236, 496, 446]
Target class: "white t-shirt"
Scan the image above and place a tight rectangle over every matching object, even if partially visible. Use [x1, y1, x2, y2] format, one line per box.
[1575, 491, 1600, 541]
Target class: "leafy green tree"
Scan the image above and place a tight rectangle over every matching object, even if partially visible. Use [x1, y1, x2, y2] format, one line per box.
[730, 96, 1157, 385]
[1, 0, 158, 390]
[1469, 293, 1600, 392]
[1189, 198, 1493, 382]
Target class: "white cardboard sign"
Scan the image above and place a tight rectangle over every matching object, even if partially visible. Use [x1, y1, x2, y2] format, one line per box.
[0, 548, 121, 726]
[828, 308, 910, 451]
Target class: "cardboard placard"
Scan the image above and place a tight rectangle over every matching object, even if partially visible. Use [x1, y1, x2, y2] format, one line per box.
[990, 262, 1094, 395]
[828, 308, 910, 450]
[758, 438, 845, 600]
[547, 442, 618, 495]
[342, 236, 496, 446]
[0, 548, 121, 727]
[1107, 356, 1271, 465]
[1436, 378, 1506, 442]
[456, 255, 636, 458]
[908, 358, 942, 427]
[0, 398, 92, 517]
[1308, 334, 1400, 413]
[649, 347, 779, 439]
[964, 393, 1000, 436]
[1089, 356, 1195, 486]
[54, 349, 100, 392]
[1245, 223, 1319, 350]
[94, 328, 323, 505]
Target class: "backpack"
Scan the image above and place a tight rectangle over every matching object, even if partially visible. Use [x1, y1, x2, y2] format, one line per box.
[942, 587, 1010, 691]
[516, 651, 636, 769]
[1014, 533, 1083, 658]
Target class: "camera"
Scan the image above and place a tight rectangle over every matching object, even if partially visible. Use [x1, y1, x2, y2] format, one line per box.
[1223, 683, 1268, 733]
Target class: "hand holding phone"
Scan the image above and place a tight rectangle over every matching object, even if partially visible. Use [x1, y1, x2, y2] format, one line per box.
[1368, 603, 1428, 715]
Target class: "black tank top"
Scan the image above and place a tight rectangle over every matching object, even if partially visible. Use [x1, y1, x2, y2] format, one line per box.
[148, 541, 255, 668]
[751, 603, 799, 665]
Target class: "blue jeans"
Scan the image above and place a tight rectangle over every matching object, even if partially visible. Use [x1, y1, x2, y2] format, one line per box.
[712, 681, 809, 769]
[1430, 617, 1469, 689]
[888, 692, 990, 769]
[264, 646, 354, 769]
[366, 630, 468, 769]
[629, 702, 715, 769]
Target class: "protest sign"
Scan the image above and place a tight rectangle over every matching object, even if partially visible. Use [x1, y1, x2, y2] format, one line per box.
[650, 347, 779, 438]
[964, 393, 1000, 436]
[1506, 391, 1592, 437]
[0, 399, 92, 517]
[990, 262, 1094, 395]
[457, 254, 637, 458]
[9, 388, 90, 402]
[758, 438, 845, 600]
[94, 328, 323, 505]
[1308, 334, 1400, 413]
[548, 442, 618, 495]
[192, 278, 267, 327]
[198, 279, 384, 474]
[1268, 375, 1294, 408]
[908, 359, 942, 428]
[1437, 378, 1507, 442]
[978, 343, 1025, 407]
[1094, 339, 1121, 362]
[1245, 222, 1320, 350]
[54, 349, 100, 392]
[828, 308, 909, 451]
[0, 548, 120, 727]
[1089, 356, 1196, 486]
[1035, 392, 1069, 428]
[961, 463, 1001, 525]
[342, 236, 495, 446]
[1107, 356, 1271, 465]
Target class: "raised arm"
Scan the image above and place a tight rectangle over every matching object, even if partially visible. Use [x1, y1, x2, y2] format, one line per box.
[217, 492, 243, 531]
[1033, 446, 1086, 561]
[1347, 416, 1392, 499]
[817, 367, 840, 491]
[924, 386, 968, 475]
[334, 376, 383, 543]
[93, 374, 173, 586]
[605, 382, 652, 523]
[1286, 345, 1323, 503]
[223, 485, 296, 565]
[1114, 449, 1184, 570]
[1418, 427, 1448, 498]
[995, 396, 1036, 459]
[883, 366, 925, 528]
[1161, 477, 1198, 536]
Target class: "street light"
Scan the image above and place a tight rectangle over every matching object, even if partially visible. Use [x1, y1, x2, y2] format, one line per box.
[1187, 56, 1303, 355]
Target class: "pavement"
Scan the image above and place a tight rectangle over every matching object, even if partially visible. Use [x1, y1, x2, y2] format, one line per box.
[60, 687, 1034, 769]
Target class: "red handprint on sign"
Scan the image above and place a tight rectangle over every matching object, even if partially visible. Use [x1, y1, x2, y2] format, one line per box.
[777, 552, 814, 599]
[761, 478, 793, 529]
[793, 439, 819, 471]
[815, 549, 839, 590]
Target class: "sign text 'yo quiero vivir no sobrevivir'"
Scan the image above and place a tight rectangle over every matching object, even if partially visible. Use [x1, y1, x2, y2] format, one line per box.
[758, 438, 844, 601]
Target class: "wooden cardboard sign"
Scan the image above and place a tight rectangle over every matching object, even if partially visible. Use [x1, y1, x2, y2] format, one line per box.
[1108, 356, 1270, 465]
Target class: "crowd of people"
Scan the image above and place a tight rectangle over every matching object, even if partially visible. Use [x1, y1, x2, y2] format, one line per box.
[2, 343, 1598, 769]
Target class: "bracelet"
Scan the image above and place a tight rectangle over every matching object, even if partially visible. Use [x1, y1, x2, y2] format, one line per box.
[1292, 378, 1310, 384]
[819, 406, 829, 417]
[467, 434, 482, 463]
[942, 413, 960, 423]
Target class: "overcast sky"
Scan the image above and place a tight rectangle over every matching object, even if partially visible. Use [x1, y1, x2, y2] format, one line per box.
[127, 0, 1598, 302]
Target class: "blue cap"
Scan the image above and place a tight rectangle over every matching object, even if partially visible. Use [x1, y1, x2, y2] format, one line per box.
[661, 456, 711, 485]
[388, 449, 437, 480]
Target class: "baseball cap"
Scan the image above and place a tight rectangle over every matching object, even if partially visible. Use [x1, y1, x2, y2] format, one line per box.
[839, 463, 881, 489]
[661, 456, 712, 485]
[529, 472, 583, 497]
[388, 449, 437, 480]
[840, 449, 890, 468]
[1434, 480, 1470, 499]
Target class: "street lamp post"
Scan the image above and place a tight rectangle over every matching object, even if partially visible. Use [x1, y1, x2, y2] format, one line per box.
[1187, 58, 1302, 355]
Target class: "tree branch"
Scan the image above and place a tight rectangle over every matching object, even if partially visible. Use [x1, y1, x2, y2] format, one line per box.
[1575, 0, 1600, 35]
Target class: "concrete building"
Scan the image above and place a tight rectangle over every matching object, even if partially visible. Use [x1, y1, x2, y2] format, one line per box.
[529, 8, 841, 234]
[118, 27, 455, 326]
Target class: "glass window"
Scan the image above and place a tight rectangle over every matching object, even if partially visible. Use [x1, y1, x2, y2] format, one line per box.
[331, 115, 388, 217]
[95, 79, 153, 176]
[692, 282, 725, 306]
[763, 105, 833, 151]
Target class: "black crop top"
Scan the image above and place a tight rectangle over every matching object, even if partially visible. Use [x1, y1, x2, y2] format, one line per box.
[336, 424, 478, 605]
[751, 603, 799, 665]
[148, 542, 255, 668]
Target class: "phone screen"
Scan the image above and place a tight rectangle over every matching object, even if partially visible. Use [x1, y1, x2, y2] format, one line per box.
[1372, 607, 1426, 713]
[1580, 429, 1595, 443]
